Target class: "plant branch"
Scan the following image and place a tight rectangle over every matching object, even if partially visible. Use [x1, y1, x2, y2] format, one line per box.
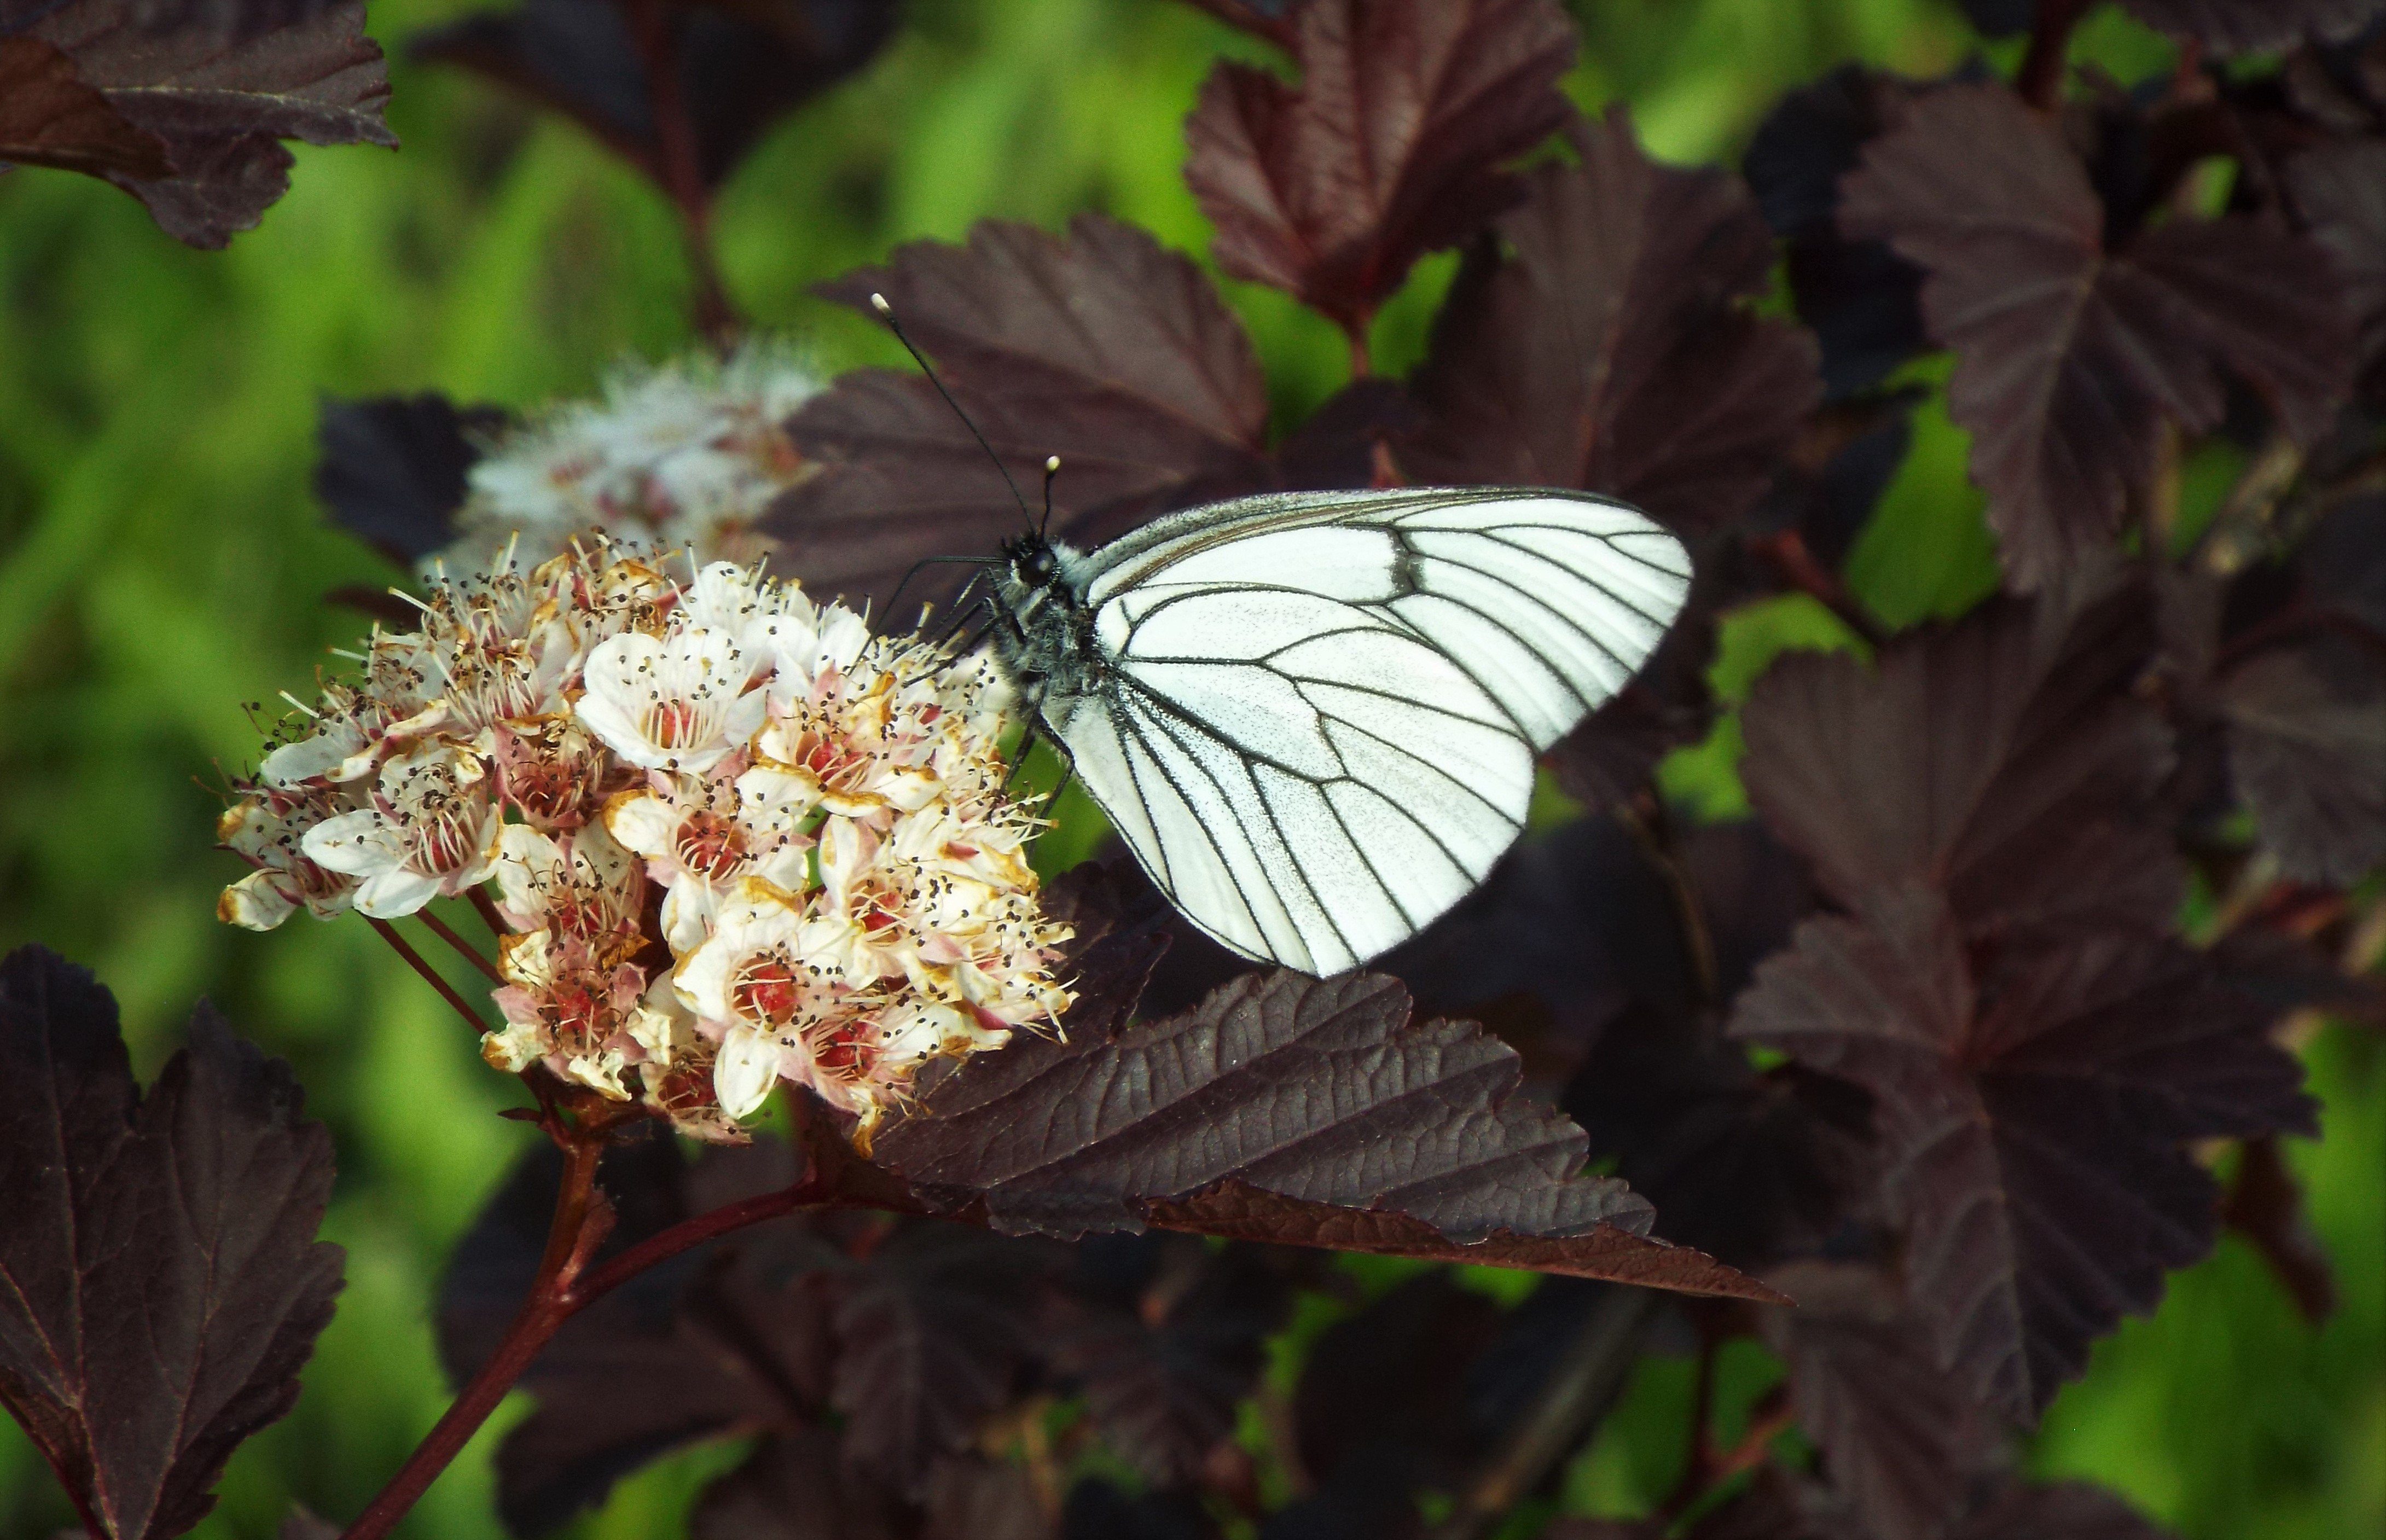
[468, 885, 510, 943]
[1658, 1323, 1722, 1520]
[419, 907, 502, 984]
[1432, 1286, 1664, 1540]
[367, 916, 487, 1035]
[338, 1134, 615, 1540]
[2016, 0, 2090, 110]
[1754, 528, 1886, 648]
[623, 0, 739, 345]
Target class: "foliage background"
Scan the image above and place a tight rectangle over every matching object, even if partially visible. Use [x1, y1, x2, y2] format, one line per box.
[0, 0, 2376, 1536]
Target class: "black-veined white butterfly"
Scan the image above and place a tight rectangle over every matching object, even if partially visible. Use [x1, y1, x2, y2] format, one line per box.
[868, 297, 1692, 977]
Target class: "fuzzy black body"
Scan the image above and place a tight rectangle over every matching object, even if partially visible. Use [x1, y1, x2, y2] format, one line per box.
[985, 532, 1107, 727]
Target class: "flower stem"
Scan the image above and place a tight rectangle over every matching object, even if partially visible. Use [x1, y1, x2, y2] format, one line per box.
[367, 916, 487, 1035]
[2016, 0, 2089, 109]
[623, 0, 740, 345]
[338, 1136, 613, 1540]
[419, 907, 503, 985]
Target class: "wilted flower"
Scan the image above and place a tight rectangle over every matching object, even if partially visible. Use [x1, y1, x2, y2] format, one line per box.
[218, 538, 1071, 1143]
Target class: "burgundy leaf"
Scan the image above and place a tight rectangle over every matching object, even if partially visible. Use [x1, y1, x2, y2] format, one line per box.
[0, 947, 343, 1540]
[1729, 887, 2317, 1418]
[438, 1138, 836, 1533]
[2219, 1134, 2336, 1323]
[7, 0, 392, 247]
[768, 214, 1275, 614]
[413, 0, 897, 193]
[2302, 494, 2386, 636]
[1288, 1272, 1503, 1527]
[2118, 0, 2386, 55]
[1760, 1260, 2001, 1540]
[875, 969, 1772, 1299]
[1684, 1466, 1862, 1540]
[1400, 110, 1821, 534]
[1049, 1235, 1292, 1487]
[1839, 83, 2354, 587]
[0, 34, 171, 178]
[688, 1428, 902, 1540]
[314, 393, 509, 565]
[1181, 0, 1576, 336]
[924, 1457, 1053, 1540]
[2289, 138, 2386, 385]
[1060, 1478, 1215, 1540]
[1949, 1479, 2175, 1540]
[1743, 65, 1928, 399]
[2217, 631, 2386, 885]
[1566, 1010, 1872, 1270]
[831, 1222, 1058, 1497]
[1739, 574, 2182, 945]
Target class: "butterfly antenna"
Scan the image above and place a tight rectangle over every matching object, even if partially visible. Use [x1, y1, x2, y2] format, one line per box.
[868, 292, 1036, 532]
[1039, 456, 1060, 538]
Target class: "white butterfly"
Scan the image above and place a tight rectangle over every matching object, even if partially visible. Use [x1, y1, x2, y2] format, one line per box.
[983, 486, 1691, 975]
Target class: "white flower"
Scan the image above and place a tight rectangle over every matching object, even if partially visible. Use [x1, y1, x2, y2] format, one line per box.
[605, 765, 815, 953]
[216, 788, 362, 929]
[575, 626, 767, 774]
[301, 741, 500, 917]
[492, 823, 645, 945]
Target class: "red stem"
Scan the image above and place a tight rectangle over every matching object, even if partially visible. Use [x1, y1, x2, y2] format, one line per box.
[419, 907, 502, 984]
[2015, 0, 2089, 109]
[624, 0, 739, 344]
[338, 1137, 613, 1540]
[468, 886, 510, 943]
[367, 916, 486, 1035]
[1347, 323, 1372, 381]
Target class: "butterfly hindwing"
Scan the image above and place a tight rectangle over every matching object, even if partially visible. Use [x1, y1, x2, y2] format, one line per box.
[1026, 487, 1691, 973]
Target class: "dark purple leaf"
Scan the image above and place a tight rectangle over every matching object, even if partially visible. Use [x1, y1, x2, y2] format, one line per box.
[1063, 1478, 1214, 1540]
[314, 393, 509, 565]
[1400, 110, 1821, 534]
[1730, 886, 2317, 1418]
[1760, 1260, 2001, 1540]
[413, 0, 897, 192]
[6, 0, 392, 247]
[2217, 630, 2386, 885]
[1950, 1479, 2175, 1540]
[2289, 138, 2386, 385]
[769, 214, 1275, 613]
[1740, 574, 2184, 945]
[0, 34, 172, 178]
[1049, 1235, 1293, 1486]
[1743, 66, 1928, 398]
[687, 1428, 902, 1540]
[1181, 0, 1576, 334]
[1566, 1009, 1873, 1270]
[2220, 1134, 2336, 1323]
[2302, 494, 2386, 635]
[0, 947, 343, 1540]
[875, 969, 1777, 1299]
[926, 1457, 1054, 1540]
[1684, 1466, 1861, 1540]
[832, 1221, 1059, 1497]
[1953, 0, 2035, 37]
[1841, 83, 2355, 586]
[1293, 1272, 1503, 1503]
[438, 1138, 836, 1533]
[2118, 0, 2386, 54]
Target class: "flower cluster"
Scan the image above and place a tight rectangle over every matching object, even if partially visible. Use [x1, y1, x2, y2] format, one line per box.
[434, 345, 821, 573]
[219, 544, 1070, 1141]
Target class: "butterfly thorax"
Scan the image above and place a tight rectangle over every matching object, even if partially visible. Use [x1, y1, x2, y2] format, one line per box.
[988, 533, 1105, 708]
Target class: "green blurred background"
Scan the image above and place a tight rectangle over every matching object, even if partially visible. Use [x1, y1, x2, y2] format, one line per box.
[0, 1, 2376, 1535]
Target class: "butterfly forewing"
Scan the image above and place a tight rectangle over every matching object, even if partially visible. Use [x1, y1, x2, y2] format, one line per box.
[1031, 486, 1689, 973]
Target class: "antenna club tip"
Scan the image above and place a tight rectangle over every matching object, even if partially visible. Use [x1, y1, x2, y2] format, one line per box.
[1044, 456, 1061, 473]
[869, 292, 893, 315]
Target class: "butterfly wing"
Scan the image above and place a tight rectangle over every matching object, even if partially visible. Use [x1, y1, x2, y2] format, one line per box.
[1046, 487, 1690, 972]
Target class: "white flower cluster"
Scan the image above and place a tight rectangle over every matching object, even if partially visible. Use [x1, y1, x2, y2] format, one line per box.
[434, 345, 820, 573]
[219, 544, 1071, 1141]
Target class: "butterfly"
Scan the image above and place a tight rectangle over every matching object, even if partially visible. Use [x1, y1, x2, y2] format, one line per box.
[866, 297, 1691, 976]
